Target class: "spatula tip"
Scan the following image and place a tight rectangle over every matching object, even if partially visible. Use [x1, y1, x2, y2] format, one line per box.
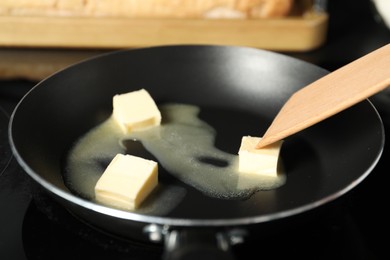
[255, 137, 278, 149]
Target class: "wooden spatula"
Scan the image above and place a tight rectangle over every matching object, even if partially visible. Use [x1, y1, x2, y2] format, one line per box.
[256, 43, 390, 149]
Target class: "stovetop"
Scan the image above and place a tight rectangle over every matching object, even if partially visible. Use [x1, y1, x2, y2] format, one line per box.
[0, 80, 389, 260]
[1, 1, 390, 259]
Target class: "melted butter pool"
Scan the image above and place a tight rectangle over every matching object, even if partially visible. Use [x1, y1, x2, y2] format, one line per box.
[65, 104, 286, 211]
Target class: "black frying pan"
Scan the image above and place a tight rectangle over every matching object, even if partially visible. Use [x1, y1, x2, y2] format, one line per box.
[9, 45, 384, 259]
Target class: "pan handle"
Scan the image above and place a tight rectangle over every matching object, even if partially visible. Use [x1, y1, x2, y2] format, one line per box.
[161, 228, 245, 260]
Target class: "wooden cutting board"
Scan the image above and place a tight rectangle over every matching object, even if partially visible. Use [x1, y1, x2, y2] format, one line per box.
[0, 13, 327, 51]
[0, 48, 107, 81]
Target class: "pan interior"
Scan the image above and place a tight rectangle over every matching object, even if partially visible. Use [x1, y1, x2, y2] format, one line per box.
[63, 103, 287, 217]
[9, 45, 384, 225]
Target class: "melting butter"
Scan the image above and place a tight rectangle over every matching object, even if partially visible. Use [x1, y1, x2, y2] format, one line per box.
[65, 104, 286, 211]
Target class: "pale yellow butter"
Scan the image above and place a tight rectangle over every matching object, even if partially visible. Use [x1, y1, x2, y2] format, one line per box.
[238, 136, 283, 177]
[113, 89, 161, 133]
[94, 153, 158, 210]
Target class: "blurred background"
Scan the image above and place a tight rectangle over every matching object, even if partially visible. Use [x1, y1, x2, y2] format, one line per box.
[0, 0, 389, 81]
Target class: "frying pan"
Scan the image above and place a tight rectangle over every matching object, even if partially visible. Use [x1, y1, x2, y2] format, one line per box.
[9, 45, 384, 259]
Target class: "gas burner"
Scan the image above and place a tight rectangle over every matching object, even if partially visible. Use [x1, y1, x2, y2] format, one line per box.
[23, 181, 383, 259]
[23, 185, 163, 260]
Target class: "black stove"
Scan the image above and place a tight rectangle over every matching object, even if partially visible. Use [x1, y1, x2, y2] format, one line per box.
[1, 1, 390, 259]
[0, 80, 389, 260]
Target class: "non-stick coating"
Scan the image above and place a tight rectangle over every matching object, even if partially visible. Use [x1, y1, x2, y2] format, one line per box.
[9, 45, 384, 229]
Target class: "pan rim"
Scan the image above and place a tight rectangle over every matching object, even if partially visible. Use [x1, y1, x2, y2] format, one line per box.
[8, 44, 386, 228]
[8, 133, 384, 227]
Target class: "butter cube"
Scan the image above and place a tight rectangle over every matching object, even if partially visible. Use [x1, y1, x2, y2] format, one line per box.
[95, 153, 158, 210]
[113, 89, 161, 133]
[238, 136, 283, 177]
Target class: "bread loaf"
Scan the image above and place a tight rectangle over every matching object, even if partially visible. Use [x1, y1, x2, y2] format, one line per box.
[0, 0, 293, 19]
